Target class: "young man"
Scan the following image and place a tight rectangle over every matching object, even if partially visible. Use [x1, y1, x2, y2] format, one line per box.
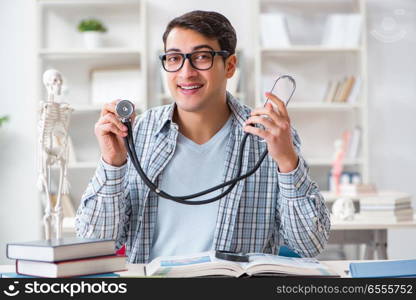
[75, 11, 331, 263]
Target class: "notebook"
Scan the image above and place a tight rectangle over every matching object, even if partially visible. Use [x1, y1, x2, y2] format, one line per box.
[7, 238, 115, 262]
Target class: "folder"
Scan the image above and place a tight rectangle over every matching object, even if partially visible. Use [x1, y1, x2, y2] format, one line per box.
[350, 260, 416, 278]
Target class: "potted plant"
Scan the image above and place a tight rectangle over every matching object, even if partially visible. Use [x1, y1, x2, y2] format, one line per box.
[77, 18, 107, 49]
[0, 116, 9, 128]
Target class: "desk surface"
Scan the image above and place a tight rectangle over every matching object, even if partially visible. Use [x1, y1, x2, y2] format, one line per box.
[0, 260, 376, 278]
[331, 218, 416, 230]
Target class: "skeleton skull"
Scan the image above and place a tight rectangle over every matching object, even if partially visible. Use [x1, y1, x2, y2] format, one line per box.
[332, 197, 355, 221]
[43, 69, 63, 100]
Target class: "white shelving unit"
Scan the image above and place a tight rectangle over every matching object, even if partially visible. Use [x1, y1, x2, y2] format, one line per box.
[253, 0, 369, 195]
[35, 0, 147, 236]
[34, 0, 370, 240]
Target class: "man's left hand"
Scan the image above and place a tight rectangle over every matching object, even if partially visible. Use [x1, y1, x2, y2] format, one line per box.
[243, 92, 298, 173]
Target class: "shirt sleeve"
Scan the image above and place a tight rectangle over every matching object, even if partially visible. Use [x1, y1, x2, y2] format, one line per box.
[276, 127, 331, 257]
[74, 157, 131, 250]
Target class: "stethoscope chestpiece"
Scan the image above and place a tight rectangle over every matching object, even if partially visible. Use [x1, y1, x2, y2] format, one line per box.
[215, 250, 249, 262]
[115, 99, 135, 123]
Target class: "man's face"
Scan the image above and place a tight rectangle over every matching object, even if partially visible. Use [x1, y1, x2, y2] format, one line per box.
[164, 27, 236, 113]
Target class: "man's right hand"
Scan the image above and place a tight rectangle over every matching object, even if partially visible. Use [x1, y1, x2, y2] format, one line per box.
[95, 100, 136, 167]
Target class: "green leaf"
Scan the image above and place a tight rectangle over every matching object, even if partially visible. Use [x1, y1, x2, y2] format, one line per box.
[77, 18, 107, 33]
[0, 115, 9, 127]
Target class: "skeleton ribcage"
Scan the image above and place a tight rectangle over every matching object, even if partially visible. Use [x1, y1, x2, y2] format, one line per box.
[38, 102, 72, 157]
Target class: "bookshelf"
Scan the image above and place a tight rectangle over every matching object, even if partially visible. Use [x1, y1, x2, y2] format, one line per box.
[253, 0, 369, 195]
[34, 0, 369, 238]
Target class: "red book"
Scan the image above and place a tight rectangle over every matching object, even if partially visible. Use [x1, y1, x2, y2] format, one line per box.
[16, 254, 126, 278]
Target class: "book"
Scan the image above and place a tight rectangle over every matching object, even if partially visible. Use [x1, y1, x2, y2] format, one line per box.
[260, 13, 291, 48]
[340, 183, 376, 196]
[328, 81, 342, 102]
[322, 14, 362, 47]
[360, 192, 412, 205]
[360, 203, 412, 211]
[7, 238, 116, 262]
[1, 272, 120, 278]
[350, 259, 416, 278]
[359, 208, 414, 217]
[323, 76, 358, 103]
[145, 251, 338, 278]
[90, 66, 143, 112]
[322, 80, 337, 103]
[358, 208, 414, 222]
[338, 76, 355, 102]
[16, 255, 126, 278]
[358, 192, 413, 221]
[346, 76, 362, 103]
[332, 78, 346, 102]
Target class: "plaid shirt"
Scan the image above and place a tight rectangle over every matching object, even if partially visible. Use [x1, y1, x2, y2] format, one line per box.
[75, 92, 331, 263]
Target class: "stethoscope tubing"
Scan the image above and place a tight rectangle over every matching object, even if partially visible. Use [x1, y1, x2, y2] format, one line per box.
[123, 75, 296, 205]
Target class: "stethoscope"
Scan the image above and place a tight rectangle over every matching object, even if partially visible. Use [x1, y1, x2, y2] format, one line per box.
[115, 75, 296, 261]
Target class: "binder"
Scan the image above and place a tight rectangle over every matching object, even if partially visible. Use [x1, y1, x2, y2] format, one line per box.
[350, 260, 416, 278]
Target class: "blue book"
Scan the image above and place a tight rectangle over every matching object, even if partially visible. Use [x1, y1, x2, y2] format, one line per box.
[350, 260, 416, 278]
[0, 272, 120, 278]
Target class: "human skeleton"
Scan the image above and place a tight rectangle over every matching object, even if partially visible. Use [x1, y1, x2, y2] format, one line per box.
[37, 69, 73, 240]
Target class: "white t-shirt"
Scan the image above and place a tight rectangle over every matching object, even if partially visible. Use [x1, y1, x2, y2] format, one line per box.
[149, 116, 233, 260]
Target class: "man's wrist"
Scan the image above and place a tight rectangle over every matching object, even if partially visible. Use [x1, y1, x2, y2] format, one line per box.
[102, 156, 127, 168]
[276, 153, 299, 173]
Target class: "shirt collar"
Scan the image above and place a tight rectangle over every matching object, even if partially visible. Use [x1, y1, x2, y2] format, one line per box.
[154, 92, 249, 136]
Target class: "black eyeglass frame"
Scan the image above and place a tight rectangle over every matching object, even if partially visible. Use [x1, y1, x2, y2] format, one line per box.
[159, 50, 230, 72]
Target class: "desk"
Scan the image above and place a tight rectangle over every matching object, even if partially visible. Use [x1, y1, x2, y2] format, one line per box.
[321, 260, 360, 278]
[0, 261, 382, 278]
[121, 262, 362, 278]
[329, 218, 416, 260]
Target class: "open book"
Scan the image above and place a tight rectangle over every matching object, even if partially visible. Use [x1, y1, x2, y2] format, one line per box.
[145, 251, 338, 278]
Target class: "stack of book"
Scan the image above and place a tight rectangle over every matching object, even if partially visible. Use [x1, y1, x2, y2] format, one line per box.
[340, 183, 376, 196]
[358, 192, 414, 222]
[6, 238, 126, 278]
[322, 76, 361, 103]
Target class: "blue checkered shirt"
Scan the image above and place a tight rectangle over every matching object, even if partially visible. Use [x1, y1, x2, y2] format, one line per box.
[75, 92, 331, 263]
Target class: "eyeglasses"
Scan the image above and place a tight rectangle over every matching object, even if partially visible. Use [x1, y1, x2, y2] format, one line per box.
[159, 50, 230, 72]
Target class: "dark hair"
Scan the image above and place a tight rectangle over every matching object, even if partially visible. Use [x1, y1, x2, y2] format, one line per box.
[162, 10, 237, 56]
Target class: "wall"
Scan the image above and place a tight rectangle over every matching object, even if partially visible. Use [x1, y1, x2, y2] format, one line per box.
[0, 0, 41, 264]
[367, 0, 416, 259]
